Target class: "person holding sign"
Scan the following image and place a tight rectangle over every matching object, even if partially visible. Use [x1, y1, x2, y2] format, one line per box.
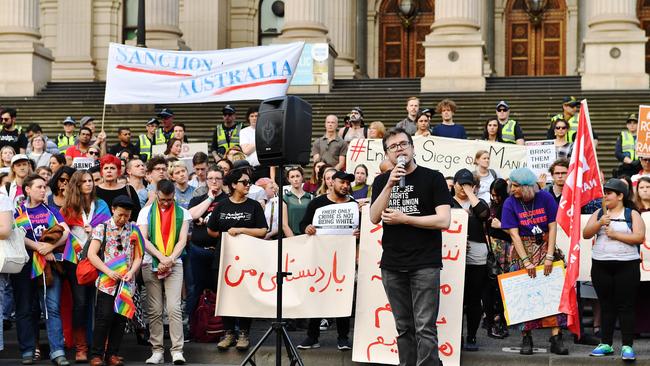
[583, 179, 644, 361]
[297, 170, 358, 351]
[369, 128, 452, 366]
[500, 167, 568, 356]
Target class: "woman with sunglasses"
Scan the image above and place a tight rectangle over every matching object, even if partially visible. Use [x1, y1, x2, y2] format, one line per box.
[87, 145, 101, 164]
[48, 166, 76, 211]
[28, 135, 52, 168]
[553, 119, 573, 160]
[207, 168, 267, 351]
[96, 154, 141, 221]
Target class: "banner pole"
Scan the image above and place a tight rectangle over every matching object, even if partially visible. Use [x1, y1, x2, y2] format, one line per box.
[100, 104, 107, 131]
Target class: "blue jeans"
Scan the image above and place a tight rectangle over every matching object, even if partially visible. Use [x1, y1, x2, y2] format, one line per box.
[382, 267, 441, 366]
[11, 262, 65, 359]
[186, 243, 217, 321]
[0, 275, 13, 320]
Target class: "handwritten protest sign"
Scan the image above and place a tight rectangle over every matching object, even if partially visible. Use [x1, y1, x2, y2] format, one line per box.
[636, 105, 650, 157]
[312, 201, 359, 235]
[352, 207, 467, 366]
[215, 233, 355, 318]
[346, 137, 527, 185]
[71, 157, 96, 170]
[525, 140, 556, 177]
[498, 261, 565, 325]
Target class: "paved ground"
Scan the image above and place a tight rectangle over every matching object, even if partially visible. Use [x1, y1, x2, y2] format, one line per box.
[3, 319, 650, 365]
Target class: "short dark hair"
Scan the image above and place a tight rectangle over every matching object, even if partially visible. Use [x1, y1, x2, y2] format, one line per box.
[382, 127, 413, 152]
[80, 126, 92, 135]
[246, 106, 259, 122]
[192, 151, 208, 166]
[146, 156, 167, 173]
[157, 179, 175, 195]
[207, 164, 224, 176]
[549, 158, 569, 174]
[23, 173, 45, 192]
[117, 127, 131, 134]
[223, 168, 249, 192]
[51, 153, 66, 166]
[1, 108, 16, 118]
[26, 123, 43, 134]
[49, 166, 76, 195]
[285, 166, 304, 179]
[174, 122, 186, 131]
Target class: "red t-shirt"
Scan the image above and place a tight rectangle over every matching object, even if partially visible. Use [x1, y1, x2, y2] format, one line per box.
[65, 145, 88, 159]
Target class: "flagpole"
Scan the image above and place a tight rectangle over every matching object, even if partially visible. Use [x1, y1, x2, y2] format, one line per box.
[100, 103, 107, 132]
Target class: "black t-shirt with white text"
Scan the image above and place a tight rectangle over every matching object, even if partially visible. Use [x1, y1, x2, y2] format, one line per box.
[206, 197, 267, 246]
[371, 165, 452, 270]
[0, 128, 27, 153]
[188, 192, 228, 247]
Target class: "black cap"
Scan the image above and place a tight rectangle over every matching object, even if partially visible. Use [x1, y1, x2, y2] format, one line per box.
[496, 101, 510, 110]
[146, 118, 159, 126]
[421, 108, 433, 115]
[562, 96, 579, 107]
[351, 106, 364, 116]
[158, 108, 174, 118]
[332, 171, 354, 182]
[222, 105, 236, 114]
[232, 159, 251, 170]
[627, 113, 638, 122]
[453, 168, 475, 185]
[62, 116, 76, 125]
[111, 195, 135, 210]
[603, 178, 629, 197]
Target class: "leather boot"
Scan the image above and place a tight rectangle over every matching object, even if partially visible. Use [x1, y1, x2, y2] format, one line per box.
[74, 327, 89, 362]
[520, 334, 533, 355]
[550, 333, 569, 355]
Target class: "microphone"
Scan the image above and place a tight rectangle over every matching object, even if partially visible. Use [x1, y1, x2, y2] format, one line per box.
[397, 156, 406, 189]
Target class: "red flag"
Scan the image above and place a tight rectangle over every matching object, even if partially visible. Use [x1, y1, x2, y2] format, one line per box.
[556, 100, 603, 338]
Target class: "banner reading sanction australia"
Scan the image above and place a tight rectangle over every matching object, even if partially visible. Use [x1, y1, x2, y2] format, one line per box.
[104, 42, 304, 105]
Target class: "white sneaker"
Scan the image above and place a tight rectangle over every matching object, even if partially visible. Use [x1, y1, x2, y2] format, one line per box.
[172, 352, 186, 365]
[145, 352, 164, 364]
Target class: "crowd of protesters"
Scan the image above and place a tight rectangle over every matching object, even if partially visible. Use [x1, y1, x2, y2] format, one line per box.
[0, 95, 646, 366]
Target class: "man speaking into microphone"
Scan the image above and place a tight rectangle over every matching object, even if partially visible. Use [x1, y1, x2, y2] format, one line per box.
[370, 128, 452, 366]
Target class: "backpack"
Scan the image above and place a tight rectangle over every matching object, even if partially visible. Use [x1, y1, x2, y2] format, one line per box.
[596, 207, 633, 231]
[190, 289, 225, 342]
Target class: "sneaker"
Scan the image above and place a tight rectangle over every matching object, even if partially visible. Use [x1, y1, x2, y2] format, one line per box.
[145, 352, 165, 364]
[337, 338, 352, 351]
[319, 319, 330, 331]
[296, 337, 320, 349]
[236, 331, 250, 351]
[53, 356, 71, 366]
[621, 345, 636, 361]
[171, 351, 186, 365]
[487, 324, 505, 339]
[520, 335, 533, 355]
[21, 356, 34, 365]
[590, 343, 614, 357]
[217, 331, 237, 350]
[464, 336, 479, 352]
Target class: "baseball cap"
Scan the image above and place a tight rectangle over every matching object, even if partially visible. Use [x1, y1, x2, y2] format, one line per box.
[562, 96, 579, 107]
[332, 171, 354, 182]
[146, 118, 159, 126]
[222, 105, 236, 115]
[11, 154, 29, 165]
[157, 108, 174, 118]
[453, 168, 475, 185]
[79, 116, 94, 127]
[496, 101, 510, 110]
[62, 116, 76, 125]
[603, 178, 629, 197]
[112, 195, 135, 210]
[627, 113, 638, 123]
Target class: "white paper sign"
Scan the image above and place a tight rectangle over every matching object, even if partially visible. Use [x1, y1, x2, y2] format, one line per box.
[71, 157, 97, 170]
[312, 201, 359, 235]
[151, 142, 208, 158]
[215, 233, 355, 318]
[498, 262, 565, 325]
[104, 42, 304, 104]
[525, 140, 556, 177]
[352, 207, 467, 366]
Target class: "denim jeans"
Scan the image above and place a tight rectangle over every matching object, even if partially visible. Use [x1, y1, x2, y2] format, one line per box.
[91, 291, 126, 359]
[382, 267, 441, 366]
[0, 274, 7, 351]
[11, 262, 65, 360]
[186, 244, 217, 321]
[0, 275, 13, 320]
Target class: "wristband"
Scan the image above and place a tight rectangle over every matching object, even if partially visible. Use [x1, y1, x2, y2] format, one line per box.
[520, 256, 529, 262]
[545, 254, 554, 261]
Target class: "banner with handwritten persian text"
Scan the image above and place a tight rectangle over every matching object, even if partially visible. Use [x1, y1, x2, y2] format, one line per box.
[345, 137, 527, 185]
[555, 213, 650, 282]
[352, 207, 468, 366]
[215, 233, 355, 318]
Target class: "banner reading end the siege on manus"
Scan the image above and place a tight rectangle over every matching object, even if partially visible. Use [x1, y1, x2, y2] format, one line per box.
[104, 42, 304, 105]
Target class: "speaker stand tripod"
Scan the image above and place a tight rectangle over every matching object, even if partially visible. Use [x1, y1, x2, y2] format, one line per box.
[240, 163, 304, 366]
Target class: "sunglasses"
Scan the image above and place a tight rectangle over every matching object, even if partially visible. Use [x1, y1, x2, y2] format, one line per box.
[1, 118, 10, 122]
[496, 109, 508, 112]
[555, 126, 567, 130]
[58, 177, 69, 183]
[88, 151, 99, 156]
[237, 179, 251, 186]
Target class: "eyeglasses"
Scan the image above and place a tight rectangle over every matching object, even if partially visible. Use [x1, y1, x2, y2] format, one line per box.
[496, 109, 508, 113]
[88, 151, 99, 156]
[237, 179, 251, 186]
[207, 177, 223, 182]
[386, 141, 411, 153]
[555, 126, 567, 130]
[642, 158, 650, 162]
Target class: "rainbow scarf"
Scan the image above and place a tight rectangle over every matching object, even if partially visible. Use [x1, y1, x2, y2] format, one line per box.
[130, 224, 145, 261]
[148, 200, 183, 270]
[113, 280, 136, 319]
[15, 204, 59, 278]
[61, 199, 111, 264]
[97, 254, 128, 292]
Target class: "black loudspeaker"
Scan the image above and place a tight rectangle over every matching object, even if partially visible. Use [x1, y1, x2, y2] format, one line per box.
[256, 96, 312, 166]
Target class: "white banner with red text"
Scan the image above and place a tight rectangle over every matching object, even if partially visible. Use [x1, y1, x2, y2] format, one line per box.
[352, 207, 468, 366]
[215, 233, 355, 318]
[346, 137, 527, 185]
[104, 42, 304, 104]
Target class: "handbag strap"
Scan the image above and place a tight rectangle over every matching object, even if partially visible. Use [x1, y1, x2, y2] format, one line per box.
[80, 224, 108, 261]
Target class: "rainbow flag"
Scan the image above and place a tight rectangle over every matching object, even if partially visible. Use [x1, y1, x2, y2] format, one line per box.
[130, 225, 145, 260]
[62, 233, 84, 264]
[47, 211, 58, 227]
[90, 200, 111, 227]
[31, 252, 46, 279]
[113, 280, 136, 319]
[97, 254, 129, 290]
[14, 206, 30, 231]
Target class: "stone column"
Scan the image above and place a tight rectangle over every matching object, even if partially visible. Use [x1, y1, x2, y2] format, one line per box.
[421, 0, 485, 92]
[276, 0, 336, 93]
[146, 0, 186, 50]
[51, 0, 96, 81]
[180, 0, 227, 50]
[582, 0, 649, 89]
[0, 0, 53, 96]
[326, 0, 357, 78]
[40, 0, 57, 52]
[93, 0, 120, 81]
[230, 0, 257, 48]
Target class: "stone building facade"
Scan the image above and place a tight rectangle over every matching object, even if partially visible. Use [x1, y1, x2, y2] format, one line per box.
[0, 0, 649, 96]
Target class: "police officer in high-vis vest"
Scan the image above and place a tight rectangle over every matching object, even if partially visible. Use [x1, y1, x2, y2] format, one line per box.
[57, 116, 77, 153]
[615, 114, 640, 177]
[211, 104, 242, 161]
[138, 118, 164, 162]
[495, 100, 525, 145]
[156, 108, 176, 143]
[547, 96, 580, 142]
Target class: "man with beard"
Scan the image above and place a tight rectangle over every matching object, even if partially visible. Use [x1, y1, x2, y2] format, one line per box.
[297, 170, 359, 351]
[0, 107, 27, 154]
[65, 127, 93, 167]
[370, 128, 451, 366]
